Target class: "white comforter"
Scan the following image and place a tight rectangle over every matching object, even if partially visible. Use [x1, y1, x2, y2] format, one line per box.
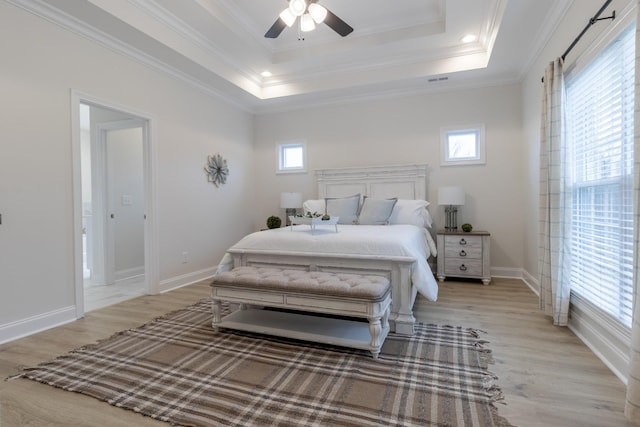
[217, 224, 439, 301]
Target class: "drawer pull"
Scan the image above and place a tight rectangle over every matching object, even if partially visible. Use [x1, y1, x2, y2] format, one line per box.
[459, 238, 467, 245]
[459, 264, 467, 271]
[459, 250, 467, 257]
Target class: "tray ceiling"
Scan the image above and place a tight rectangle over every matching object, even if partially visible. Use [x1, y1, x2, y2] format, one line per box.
[9, 0, 570, 112]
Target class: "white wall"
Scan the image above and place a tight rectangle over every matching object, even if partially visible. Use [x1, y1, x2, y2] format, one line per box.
[253, 84, 525, 273]
[0, 2, 255, 340]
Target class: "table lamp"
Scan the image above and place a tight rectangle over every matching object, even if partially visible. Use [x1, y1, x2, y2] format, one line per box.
[438, 186, 465, 231]
[280, 192, 302, 226]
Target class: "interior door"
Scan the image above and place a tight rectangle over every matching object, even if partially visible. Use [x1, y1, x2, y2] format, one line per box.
[103, 123, 145, 285]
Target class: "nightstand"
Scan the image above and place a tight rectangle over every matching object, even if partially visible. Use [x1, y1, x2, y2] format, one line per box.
[436, 230, 491, 285]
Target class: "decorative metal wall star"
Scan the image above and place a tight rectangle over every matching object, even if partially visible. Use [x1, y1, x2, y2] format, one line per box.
[204, 153, 229, 187]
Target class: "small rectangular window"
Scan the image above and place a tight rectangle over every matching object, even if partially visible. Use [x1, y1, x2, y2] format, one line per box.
[277, 141, 307, 173]
[440, 125, 485, 165]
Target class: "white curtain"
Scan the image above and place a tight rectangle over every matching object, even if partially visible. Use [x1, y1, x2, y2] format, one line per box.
[625, 2, 640, 421]
[538, 58, 571, 326]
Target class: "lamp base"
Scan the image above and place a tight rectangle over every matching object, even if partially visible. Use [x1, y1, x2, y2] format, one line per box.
[284, 208, 297, 226]
[444, 205, 458, 231]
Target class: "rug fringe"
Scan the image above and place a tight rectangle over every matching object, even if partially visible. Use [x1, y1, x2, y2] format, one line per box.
[463, 327, 516, 426]
[491, 405, 517, 427]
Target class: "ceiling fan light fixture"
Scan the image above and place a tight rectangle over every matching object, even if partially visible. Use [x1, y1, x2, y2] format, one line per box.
[279, 8, 296, 27]
[289, 0, 307, 17]
[300, 13, 315, 32]
[308, 4, 327, 23]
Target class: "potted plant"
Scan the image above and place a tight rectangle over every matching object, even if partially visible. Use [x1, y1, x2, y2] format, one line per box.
[266, 215, 282, 229]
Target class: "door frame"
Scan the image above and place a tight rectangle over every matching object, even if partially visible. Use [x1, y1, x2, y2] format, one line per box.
[71, 90, 159, 318]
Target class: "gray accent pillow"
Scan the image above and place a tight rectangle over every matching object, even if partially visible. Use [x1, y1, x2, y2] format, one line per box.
[357, 197, 398, 225]
[325, 194, 361, 224]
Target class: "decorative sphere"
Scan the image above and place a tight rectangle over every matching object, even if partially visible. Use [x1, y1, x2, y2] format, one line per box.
[266, 216, 282, 229]
[461, 223, 473, 232]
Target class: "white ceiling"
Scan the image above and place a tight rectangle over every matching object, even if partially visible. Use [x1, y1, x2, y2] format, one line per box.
[14, 0, 571, 113]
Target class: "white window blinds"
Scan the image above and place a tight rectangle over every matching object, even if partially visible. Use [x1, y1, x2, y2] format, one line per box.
[565, 23, 635, 327]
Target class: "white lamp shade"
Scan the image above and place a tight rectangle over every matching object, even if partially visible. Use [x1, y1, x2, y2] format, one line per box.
[300, 13, 316, 32]
[279, 8, 296, 27]
[280, 192, 302, 209]
[308, 3, 327, 23]
[438, 186, 465, 206]
[288, 0, 306, 17]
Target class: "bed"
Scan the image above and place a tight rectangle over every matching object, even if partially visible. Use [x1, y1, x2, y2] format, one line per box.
[216, 164, 438, 335]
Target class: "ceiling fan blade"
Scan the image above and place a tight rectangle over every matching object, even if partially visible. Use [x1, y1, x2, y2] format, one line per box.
[323, 8, 353, 37]
[265, 18, 287, 38]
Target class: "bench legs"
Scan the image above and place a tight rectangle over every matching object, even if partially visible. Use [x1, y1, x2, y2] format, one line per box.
[212, 300, 250, 327]
[368, 306, 390, 359]
[211, 293, 391, 359]
[368, 317, 382, 359]
[212, 299, 222, 326]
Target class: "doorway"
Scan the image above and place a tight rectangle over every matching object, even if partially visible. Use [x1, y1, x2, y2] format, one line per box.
[73, 95, 157, 315]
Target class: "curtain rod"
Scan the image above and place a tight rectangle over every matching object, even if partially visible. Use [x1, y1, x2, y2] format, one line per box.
[541, 0, 616, 83]
[561, 0, 615, 61]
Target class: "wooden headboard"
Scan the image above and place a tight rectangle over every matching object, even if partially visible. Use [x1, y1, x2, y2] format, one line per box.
[316, 164, 428, 200]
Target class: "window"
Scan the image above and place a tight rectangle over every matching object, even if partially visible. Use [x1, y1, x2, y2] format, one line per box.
[565, 23, 635, 327]
[277, 141, 306, 173]
[440, 125, 485, 165]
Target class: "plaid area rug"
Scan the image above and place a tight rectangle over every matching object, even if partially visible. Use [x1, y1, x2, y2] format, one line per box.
[11, 300, 513, 427]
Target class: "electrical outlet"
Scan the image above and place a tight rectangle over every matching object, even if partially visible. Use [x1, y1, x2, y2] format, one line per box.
[182, 251, 189, 263]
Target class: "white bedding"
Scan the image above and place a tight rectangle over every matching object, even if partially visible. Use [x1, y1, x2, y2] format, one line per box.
[217, 224, 439, 301]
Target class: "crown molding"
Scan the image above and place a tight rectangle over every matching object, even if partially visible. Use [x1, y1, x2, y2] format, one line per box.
[516, 0, 574, 80]
[254, 73, 523, 116]
[127, 0, 263, 89]
[6, 0, 254, 112]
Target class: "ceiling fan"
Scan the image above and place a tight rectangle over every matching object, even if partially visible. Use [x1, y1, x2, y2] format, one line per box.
[265, 0, 354, 39]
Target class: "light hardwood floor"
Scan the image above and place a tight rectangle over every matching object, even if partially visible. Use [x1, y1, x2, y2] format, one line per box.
[83, 275, 147, 312]
[0, 277, 634, 426]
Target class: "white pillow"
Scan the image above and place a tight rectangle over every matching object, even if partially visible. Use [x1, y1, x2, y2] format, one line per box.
[388, 199, 432, 228]
[325, 194, 360, 224]
[302, 199, 325, 215]
[357, 197, 398, 225]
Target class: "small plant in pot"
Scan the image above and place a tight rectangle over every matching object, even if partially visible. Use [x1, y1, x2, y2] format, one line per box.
[266, 215, 282, 229]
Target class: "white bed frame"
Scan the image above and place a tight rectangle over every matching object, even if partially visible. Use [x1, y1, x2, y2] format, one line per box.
[227, 164, 429, 335]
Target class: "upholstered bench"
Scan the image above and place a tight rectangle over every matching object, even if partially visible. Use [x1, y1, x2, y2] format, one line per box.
[210, 266, 391, 358]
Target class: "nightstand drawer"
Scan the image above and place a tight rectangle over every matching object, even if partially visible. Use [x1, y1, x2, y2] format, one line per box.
[444, 259, 483, 276]
[444, 246, 482, 259]
[444, 235, 482, 250]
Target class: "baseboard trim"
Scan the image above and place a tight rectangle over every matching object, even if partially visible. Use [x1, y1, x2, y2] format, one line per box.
[0, 267, 218, 344]
[159, 266, 217, 293]
[115, 266, 145, 282]
[489, 267, 540, 296]
[0, 306, 76, 345]
[490, 267, 522, 279]
[520, 269, 540, 296]
[568, 296, 630, 385]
